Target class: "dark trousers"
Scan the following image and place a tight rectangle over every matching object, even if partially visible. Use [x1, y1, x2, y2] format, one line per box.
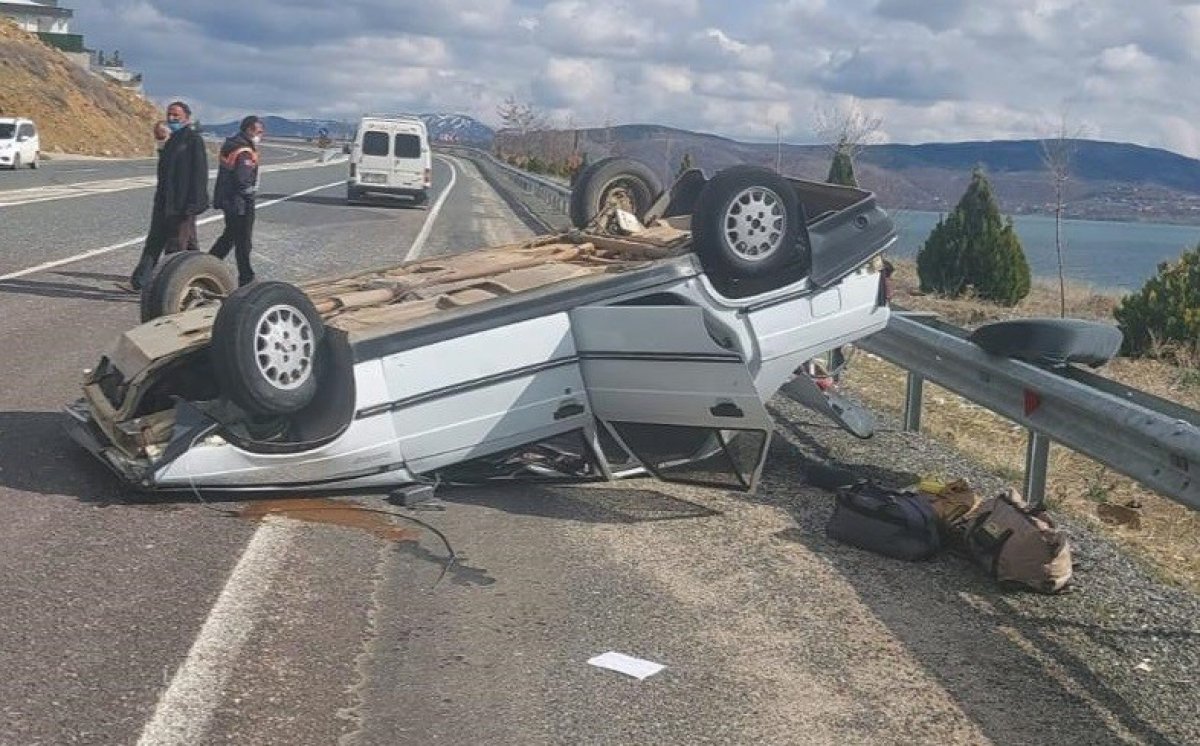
[130, 210, 199, 289]
[209, 206, 256, 285]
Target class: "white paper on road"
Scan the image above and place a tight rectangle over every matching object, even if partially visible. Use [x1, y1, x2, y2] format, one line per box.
[587, 651, 665, 680]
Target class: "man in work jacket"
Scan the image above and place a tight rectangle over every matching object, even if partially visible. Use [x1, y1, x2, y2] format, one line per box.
[210, 115, 264, 286]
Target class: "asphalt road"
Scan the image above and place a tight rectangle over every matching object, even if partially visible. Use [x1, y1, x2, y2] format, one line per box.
[0, 151, 1196, 746]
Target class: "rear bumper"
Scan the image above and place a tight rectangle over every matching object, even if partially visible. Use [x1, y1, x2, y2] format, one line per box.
[63, 399, 153, 488]
[348, 181, 427, 199]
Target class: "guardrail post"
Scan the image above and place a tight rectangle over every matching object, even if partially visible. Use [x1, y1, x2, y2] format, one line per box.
[1024, 431, 1050, 508]
[903, 373, 924, 433]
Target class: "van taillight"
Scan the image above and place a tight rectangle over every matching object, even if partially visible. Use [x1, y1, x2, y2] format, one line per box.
[424, 168, 431, 187]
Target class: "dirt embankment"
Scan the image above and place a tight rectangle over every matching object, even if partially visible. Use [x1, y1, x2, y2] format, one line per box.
[0, 18, 159, 157]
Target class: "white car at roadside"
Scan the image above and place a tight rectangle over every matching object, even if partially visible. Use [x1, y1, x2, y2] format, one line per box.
[65, 159, 895, 494]
[0, 117, 40, 170]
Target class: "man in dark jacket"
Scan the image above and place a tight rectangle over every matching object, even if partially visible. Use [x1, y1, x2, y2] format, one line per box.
[128, 101, 209, 290]
[209, 115, 264, 286]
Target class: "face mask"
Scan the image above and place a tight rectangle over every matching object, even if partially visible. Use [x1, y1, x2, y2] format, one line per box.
[251, 135, 262, 146]
[167, 121, 185, 133]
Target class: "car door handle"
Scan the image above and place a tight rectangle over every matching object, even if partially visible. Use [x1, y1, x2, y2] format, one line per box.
[710, 402, 744, 418]
[554, 402, 585, 420]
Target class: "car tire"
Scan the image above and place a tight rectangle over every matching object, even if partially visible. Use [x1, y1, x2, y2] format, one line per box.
[211, 281, 324, 416]
[691, 165, 802, 280]
[11, 153, 20, 170]
[29, 153, 38, 170]
[569, 157, 663, 228]
[969, 318, 1124, 368]
[140, 252, 237, 322]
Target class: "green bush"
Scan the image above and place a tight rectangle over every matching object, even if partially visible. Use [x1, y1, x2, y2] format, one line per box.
[826, 140, 856, 186]
[916, 168, 1031, 306]
[1113, 245, 1200, 357]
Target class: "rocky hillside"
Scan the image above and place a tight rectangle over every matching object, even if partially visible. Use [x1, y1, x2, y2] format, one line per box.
[0, 19, 159, 157]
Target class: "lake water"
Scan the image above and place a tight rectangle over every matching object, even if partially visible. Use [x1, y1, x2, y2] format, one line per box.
[886, 210, 1200, 292]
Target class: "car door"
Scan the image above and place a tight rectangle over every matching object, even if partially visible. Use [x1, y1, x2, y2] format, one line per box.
[379, 312, 593, 475]
[569, 305, 774, 491]
[18, 123, 35, 161]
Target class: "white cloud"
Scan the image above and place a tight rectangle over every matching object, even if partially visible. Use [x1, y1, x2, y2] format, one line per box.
[65, 0, 1200, 156]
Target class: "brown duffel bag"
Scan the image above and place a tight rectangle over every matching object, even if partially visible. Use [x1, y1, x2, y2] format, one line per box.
[962, 489, 1073, 594]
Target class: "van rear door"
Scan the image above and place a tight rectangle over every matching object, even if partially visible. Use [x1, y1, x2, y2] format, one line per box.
[357, 128, 392, 188]
[389, 130, 427, 190]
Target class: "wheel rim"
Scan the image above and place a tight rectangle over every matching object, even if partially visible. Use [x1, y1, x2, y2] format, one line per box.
[598, 179, 639, 215]
[253, 304, 315, 391]
[175, 275, 226, 312]
[722, 186, 786, 262]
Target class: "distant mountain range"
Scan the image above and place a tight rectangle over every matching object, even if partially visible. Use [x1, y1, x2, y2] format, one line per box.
[205, 114, 495, 145]
[207, 114, 1200, 224]
[559, 124, 1200, 224]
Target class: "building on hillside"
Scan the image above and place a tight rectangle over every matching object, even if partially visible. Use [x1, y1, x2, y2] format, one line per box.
[0, 0, 86, 65]
[93, 49, 143, 95]
[0, 0, 144, 94]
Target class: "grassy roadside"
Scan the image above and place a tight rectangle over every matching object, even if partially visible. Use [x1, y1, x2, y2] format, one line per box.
[841, 259, 1200, 592]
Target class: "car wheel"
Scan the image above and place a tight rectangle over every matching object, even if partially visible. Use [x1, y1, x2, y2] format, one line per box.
[212, 281, 324, 416]
[140, 252, 237, 322]
[691, 165, 802, 280]
[29, 153, 38, 170]
[569, 157, 663, 228]
[11, 154, 20, 170]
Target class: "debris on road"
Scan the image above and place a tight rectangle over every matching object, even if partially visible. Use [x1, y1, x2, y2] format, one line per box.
[586, 652, 665, 680]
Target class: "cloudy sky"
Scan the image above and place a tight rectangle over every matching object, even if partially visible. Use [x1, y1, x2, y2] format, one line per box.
[72, 0, 1200, 156]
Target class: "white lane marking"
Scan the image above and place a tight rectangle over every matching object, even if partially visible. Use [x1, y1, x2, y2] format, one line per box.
[403, 155, 458, 262]
[0, 179, 345, 281]
[135, 519, 298, 746]
[0, 157, 348, 209]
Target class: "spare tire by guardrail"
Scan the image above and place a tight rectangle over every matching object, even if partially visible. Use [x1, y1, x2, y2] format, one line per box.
[969, 318, 1124, 368]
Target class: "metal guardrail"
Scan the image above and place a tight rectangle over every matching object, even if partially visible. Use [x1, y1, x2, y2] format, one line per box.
[860, 314, 1200, 511]
[441, 148, 1200, 511]
[439, 146, 570, 215]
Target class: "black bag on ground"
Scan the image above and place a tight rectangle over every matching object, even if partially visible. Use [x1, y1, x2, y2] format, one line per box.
[826, 482, 941, 561]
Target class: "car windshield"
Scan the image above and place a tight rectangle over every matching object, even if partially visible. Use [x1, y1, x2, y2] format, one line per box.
[0, 124, 15, 139]
[362, 131, 388, 156]
[394, 133, 421, 159]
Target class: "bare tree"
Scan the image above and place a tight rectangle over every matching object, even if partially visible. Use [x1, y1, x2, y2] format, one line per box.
[495, 96, 546, 162]
[812, 99, 883, 168]
[1040, 112, 1083, 318]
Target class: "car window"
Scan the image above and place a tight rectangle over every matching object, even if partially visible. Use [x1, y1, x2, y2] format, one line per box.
[0, 124, 14, 139]
[394, 133, 421, 159]
[18, 124, 35, 138]
[362, 131, 389, 156]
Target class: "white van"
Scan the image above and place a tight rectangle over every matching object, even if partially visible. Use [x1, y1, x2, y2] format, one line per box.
[0, 117, 40, 170]
[347, 115, 431, 205]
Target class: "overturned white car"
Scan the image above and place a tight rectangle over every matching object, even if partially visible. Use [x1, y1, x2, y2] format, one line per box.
[65, 160, 895, 493]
